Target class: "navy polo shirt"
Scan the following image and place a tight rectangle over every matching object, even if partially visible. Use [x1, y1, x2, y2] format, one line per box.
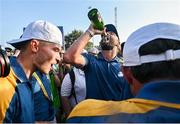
[83, 53, 132, 100]
[31, 71, 55, 121]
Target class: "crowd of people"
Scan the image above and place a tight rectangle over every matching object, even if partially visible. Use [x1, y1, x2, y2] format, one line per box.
[0, 17, 180, 123]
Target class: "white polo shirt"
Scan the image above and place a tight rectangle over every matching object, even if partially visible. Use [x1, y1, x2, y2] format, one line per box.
[61, 67, 86, 107]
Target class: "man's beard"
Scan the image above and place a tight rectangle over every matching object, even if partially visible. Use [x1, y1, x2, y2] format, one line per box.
[100, 42, 114, 50]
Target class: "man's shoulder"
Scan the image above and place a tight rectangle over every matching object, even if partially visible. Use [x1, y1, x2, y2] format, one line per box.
[68, 98, 162, 118]
[68, 99, 129, 119]
[0, 69, 17, 92]
[0, 68, 17, 86]
[67, 98, 166, 123]
[83, 53, 98, 60]
[0, 70, 18, 116]
[0, 78, 15, 96]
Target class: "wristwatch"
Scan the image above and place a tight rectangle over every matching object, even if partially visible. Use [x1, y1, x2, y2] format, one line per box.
[86, 29, 94, 37]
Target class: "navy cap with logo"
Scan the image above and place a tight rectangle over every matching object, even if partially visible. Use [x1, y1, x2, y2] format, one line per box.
[105, 24, 119, 39]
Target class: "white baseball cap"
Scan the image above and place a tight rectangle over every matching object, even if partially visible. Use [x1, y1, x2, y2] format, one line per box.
[8, 20, 62, 47]
[123, 22, 180, 66]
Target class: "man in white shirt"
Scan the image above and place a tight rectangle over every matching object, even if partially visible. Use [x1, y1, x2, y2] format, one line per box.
[61, 67, 86, 117]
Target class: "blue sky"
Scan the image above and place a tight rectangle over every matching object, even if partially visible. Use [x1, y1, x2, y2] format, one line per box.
[0, 0, 180, 48]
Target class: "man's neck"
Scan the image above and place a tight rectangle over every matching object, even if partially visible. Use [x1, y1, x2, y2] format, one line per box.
[102, 49, 117, 61]
[17, 52, 35, 79]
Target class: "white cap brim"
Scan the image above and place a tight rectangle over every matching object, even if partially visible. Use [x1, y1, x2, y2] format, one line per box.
[7, 20, 62, 48]
[123, 22, 180, 66]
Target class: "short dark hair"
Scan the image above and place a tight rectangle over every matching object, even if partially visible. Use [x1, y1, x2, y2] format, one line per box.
[130, 38, 180, 83]
[13, 40, 31, 51]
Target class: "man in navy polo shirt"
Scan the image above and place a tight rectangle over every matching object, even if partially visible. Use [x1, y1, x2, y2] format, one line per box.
[67, 22, 180, 123]
[63, 24, 132, 101]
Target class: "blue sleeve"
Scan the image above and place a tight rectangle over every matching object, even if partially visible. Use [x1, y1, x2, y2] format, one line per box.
[82, 53, 94, 67]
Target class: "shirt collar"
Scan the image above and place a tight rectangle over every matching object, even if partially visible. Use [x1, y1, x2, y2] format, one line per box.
[136, 80, 180, 104]
[10, 56, 29, 83]
[98, 52, 119, 62]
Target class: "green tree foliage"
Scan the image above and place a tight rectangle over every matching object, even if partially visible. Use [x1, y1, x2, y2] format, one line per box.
[65, 30, 82, 49]
[85, 42, 93, 51]
[64, 29, 93, 51]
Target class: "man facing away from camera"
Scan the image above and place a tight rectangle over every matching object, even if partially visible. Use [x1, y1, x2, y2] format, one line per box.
[63, 24, 132, 101]
[0, 20, 62, 123]
[67, 22, 180, 123]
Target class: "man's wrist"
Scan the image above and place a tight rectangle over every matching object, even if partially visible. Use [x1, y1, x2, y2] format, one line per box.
[86, 29, 94, 37]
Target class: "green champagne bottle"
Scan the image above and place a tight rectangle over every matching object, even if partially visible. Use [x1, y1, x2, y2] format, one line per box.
[88, 8, 104, 30]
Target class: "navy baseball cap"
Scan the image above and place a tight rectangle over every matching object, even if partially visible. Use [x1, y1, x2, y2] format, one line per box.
[105, 24, 119, 39]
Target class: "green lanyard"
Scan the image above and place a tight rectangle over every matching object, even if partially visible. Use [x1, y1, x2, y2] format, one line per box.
[49, 72, 60, 109]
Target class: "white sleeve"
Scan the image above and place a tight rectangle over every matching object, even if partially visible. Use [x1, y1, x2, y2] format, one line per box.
[60, 73, 72, 97]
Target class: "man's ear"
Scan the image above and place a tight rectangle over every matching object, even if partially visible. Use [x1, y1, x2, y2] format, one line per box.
[30, 39, 39, 53]
[122, 66, 143, 95]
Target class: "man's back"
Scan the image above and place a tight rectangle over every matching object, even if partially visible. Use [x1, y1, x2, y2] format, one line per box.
[67, 80, 180, 123]
[68, 67, 86, 106]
